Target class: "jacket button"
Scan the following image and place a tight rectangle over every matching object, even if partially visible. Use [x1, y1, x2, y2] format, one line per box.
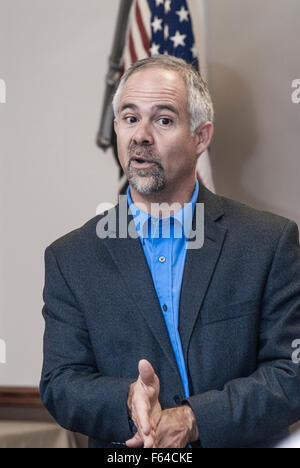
[173, 395, 181, 405]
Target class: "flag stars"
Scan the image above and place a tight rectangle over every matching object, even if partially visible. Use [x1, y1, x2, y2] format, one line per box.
[176, 5, 189, 23]
[155, 0, 164, 6]
[165, 0, 172, 15]
[170, 30, 186, 48]
[151, 16, 163, 33]
[164, 24, 169, 40]
[191, 44, 197, 58]
[150, 42, 161, 56]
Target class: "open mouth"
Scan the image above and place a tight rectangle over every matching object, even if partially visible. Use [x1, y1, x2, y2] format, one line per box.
[130, 157, 157, 169]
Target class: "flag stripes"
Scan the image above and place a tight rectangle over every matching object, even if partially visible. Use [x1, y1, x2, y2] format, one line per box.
[118, 0, 215, 192]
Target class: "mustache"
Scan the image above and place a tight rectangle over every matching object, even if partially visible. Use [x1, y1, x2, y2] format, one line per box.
[128, 145, 162, 165]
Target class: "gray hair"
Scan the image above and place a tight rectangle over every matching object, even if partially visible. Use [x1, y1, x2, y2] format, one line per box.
[112, 55, 214, 133]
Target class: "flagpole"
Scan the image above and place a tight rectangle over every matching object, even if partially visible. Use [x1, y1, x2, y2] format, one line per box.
[97, 0, 134, 150]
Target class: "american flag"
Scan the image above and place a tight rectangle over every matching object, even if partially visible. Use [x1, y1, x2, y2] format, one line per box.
[120, 0, 215, 192]
[122, 0, 197, 70]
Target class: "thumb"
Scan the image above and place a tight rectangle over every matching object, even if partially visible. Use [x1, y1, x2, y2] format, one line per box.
[126, 432, 143, 448]
[138, 359, 157, 387]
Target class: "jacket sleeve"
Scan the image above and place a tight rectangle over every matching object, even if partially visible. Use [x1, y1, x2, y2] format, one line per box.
[40, 246, 134, 443]
[186, 220, 300, 448]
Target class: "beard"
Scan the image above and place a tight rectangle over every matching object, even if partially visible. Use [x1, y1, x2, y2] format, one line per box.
[127, 145, 166, 195]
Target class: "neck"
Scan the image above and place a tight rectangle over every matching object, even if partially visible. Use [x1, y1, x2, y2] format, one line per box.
[129, 177, 197, 218]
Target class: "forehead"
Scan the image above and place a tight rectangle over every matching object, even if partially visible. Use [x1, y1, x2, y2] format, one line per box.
[120, 68, 188, 111]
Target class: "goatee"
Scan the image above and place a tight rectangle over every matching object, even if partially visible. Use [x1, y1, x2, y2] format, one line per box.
[127, 145, 166, 195]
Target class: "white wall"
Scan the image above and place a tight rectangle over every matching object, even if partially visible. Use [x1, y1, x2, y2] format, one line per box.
[0, 0, 299, 386]
[0, 0, 120, 385]
[205, 0, 300, 227]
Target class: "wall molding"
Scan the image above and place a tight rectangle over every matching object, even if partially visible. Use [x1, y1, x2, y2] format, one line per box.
[0, 387, 42, 407]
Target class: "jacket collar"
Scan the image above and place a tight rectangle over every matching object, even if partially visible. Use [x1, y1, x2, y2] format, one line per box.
[98, 183, 227, 380]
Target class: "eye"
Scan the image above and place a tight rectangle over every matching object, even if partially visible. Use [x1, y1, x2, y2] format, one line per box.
[125, 116, 138, 124]
[158, 117, 173, 126]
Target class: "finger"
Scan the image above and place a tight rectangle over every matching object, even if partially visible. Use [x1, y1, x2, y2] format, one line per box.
[143, 432, 155, 449]
[126, 432, 144, 448]
[138, 360, 156, 388]
[132, 399, 151, 436]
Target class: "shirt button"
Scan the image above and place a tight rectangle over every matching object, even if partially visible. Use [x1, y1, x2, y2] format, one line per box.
[159, 256, 166, 263]
[173, 395, 182, 405]
[163, 305, 168, 312]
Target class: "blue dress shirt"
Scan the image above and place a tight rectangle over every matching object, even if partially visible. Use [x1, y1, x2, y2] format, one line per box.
[127, 180, 199, 398]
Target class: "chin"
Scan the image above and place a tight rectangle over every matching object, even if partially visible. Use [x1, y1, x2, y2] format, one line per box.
[128, 170, 166, 195]
[129, 177, 164, 195]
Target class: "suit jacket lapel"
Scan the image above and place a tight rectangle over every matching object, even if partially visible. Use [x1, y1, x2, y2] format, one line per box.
[179, 185, 228, 363]
[98, 186, 228, 379]
[100, 202, 181, 379]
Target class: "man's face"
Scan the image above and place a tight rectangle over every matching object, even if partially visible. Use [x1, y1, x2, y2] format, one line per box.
[114, 67, 199, 197]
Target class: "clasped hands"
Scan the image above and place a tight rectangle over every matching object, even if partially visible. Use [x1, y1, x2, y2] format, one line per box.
[126, 359, 199, 448]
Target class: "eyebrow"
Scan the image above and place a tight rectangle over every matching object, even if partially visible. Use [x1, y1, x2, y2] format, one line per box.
[120, 103, 179, 116]
[154, 104, 179, 115]
[120, 103, 138, 113]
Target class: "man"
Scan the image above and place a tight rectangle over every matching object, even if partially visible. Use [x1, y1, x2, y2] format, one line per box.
[40, 56, 300, 448]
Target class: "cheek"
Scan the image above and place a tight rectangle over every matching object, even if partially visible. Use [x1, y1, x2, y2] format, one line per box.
[116, 139, 128, 170]
[116, 131, 130, 155]
[161, 137, 195, 166]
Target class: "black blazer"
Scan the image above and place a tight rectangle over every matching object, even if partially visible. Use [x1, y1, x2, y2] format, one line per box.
[40, 184, 300, 448]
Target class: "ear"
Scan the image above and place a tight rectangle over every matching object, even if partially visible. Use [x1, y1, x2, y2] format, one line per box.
[113, 119, 118, 135]
[194, 122, 214, 157]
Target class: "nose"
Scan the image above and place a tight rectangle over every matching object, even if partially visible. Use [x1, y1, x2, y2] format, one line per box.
[132, 120, 154, 146]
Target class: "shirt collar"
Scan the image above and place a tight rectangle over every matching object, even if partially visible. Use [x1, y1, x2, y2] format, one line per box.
[126, 180, 199, 241]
